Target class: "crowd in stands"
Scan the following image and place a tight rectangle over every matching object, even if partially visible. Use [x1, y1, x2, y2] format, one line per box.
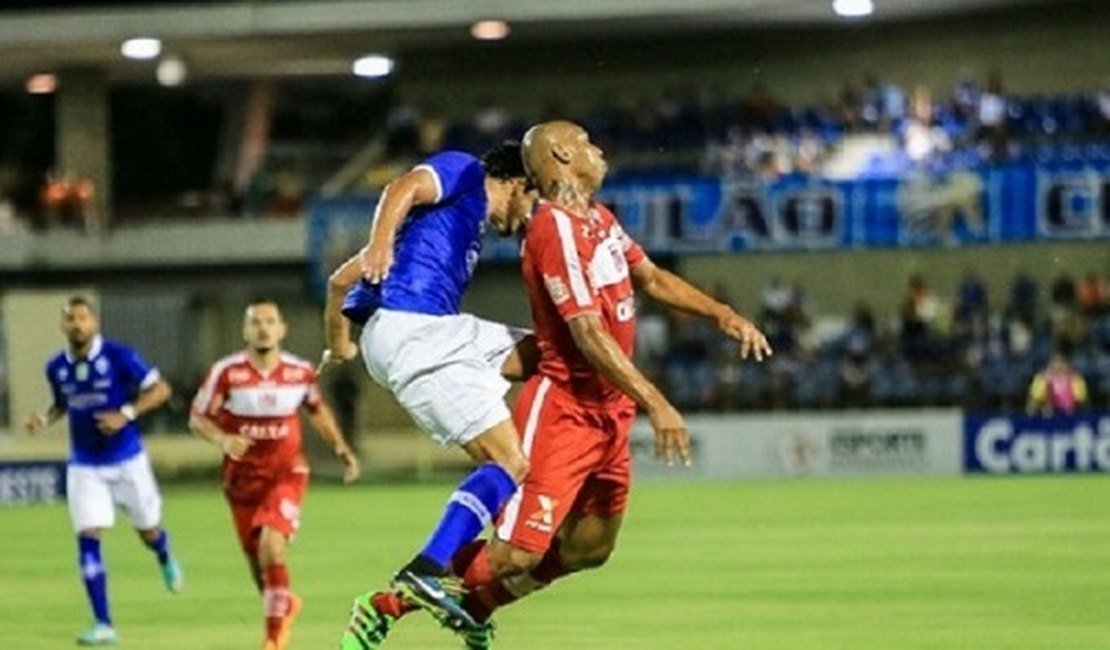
[4, 70, 1108, 229]
[402, 71, 1110, 183]
[641, 271, 1110, 413]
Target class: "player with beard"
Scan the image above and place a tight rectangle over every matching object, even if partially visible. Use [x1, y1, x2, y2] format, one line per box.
[190, 298, 360, 650]
[24, 295, 182, 646]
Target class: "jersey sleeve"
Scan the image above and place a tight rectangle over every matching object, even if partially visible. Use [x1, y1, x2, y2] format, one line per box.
[45, 363, 65, 410]
[598, 203, 646, 268]
[617, 222, 646, 268]
[413, 151, 483, 204]
[301, 366, 323, 413]
[526, 207, 600, 321]
[191, 363, 228, 417]
[116, 345, 161, 393]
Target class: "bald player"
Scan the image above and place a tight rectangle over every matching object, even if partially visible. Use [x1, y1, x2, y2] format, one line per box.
[442, 121, 772, 647]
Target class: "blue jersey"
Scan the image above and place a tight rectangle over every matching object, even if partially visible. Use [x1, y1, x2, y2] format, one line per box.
[45, 336, 160, 466]
[342, 150, 487, 324]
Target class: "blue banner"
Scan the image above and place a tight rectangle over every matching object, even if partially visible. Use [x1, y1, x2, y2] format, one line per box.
[964, 413, 1110, 474]
[306, 162, 1110, 295]
[0, 460, 67, 505]
[597, 162, 1110, 251]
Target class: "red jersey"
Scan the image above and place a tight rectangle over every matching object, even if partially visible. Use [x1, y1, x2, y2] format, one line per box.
[521, 199, 646, 405]
[192, 351, 322, 479]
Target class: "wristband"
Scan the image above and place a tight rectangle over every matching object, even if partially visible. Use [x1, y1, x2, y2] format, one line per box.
[120, 404, 138, 422]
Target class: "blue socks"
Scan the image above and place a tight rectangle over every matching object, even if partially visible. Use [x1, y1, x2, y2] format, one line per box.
[143, 529, 172, 565]
[414, 463, 517, 573]
[78, 536, 111, 625]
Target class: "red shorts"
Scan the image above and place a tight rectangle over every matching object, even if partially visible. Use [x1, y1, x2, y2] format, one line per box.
[223, 468, 308, 557]
[495, 376, 636, 554]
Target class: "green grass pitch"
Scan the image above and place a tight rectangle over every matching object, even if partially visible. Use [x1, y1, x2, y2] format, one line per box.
[3, 476, 1110, 649]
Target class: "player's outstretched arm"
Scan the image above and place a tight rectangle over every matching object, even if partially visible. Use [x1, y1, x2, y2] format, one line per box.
[631, 258, 773, 362]
[567, 314, 691, 466]
[322, 251, 363, 372]
[362, 167, 440, 284]
[304, 403, 361, 484]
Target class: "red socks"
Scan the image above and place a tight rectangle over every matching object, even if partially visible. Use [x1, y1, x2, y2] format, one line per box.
[371, 591, 419, 619]
[263, 564, 290, 642]
[458, 539, 574, 623]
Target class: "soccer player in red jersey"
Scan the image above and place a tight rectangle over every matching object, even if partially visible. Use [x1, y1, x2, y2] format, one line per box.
[190, 299, 360, 650]
[443, 121, 773, 647]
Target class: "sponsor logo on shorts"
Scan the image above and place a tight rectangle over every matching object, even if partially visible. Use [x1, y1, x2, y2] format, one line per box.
[525, 495, 557, 533]
[279, 498, 301, 529]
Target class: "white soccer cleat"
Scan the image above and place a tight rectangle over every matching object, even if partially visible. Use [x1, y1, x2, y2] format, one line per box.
[76, 622, 119, 646]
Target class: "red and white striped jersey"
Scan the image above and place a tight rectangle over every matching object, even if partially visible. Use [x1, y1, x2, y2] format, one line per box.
[521, 199, 645, 406]
[192, 351, 322, 477]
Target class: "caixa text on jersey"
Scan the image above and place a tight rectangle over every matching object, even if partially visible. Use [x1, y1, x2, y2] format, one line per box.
[237, 422, 290, 440]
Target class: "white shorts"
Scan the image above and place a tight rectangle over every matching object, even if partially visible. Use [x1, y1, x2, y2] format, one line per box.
[360, 309, 530, 446]
[67, 452, 163, 533]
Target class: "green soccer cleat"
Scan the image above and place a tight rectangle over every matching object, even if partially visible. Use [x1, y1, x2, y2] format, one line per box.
[161, 556, 184, 594]
[391, 570, 478, 632]
[458, 620, 495, 650]
[76, 622, 119, 646]
[340, 593, 396, 650]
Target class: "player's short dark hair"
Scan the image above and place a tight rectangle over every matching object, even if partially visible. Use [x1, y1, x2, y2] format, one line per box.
[246, 297, 282, 312]
[481, 141, 525, 180]
[246, 295, 284, 315]
[64, 295, 96, 315]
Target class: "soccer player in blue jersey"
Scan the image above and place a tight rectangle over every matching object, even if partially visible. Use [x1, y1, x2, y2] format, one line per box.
[23, 296, 183, 647]
[323, 143, 537, 647]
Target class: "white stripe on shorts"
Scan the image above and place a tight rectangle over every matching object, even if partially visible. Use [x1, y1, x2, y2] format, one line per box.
[496, 377, 551, 540]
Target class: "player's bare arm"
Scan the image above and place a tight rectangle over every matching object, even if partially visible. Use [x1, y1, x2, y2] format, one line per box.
[95, 378, 172, 435]
[362, 167, 440, 283]
[322, 250, 364, 371]
[23, 403, 66, 433]
[567, 313, 691, 466]
[304, 403, 361, 484]
[188, 410, 253, 461]
[631, 258, 773, 362]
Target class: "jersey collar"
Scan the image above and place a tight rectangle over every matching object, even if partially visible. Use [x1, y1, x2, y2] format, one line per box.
[65, 334, 104, 363]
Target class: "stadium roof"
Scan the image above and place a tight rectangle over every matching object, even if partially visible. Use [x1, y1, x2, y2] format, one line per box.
[0, 0, 1066, 83]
